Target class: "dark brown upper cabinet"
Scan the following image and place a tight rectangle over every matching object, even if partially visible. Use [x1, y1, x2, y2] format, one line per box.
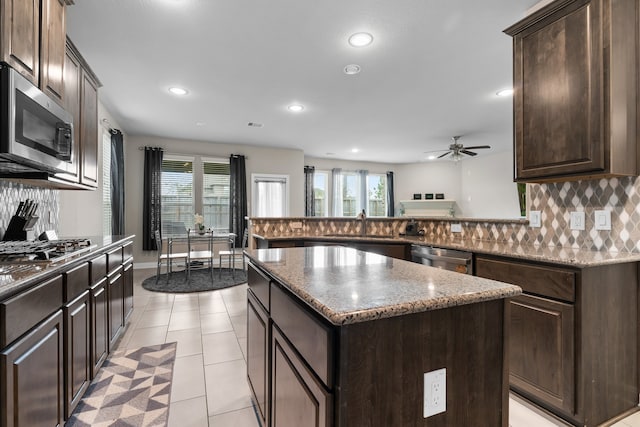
[505, 0, 639, 182]
[0, 0, 72, 105]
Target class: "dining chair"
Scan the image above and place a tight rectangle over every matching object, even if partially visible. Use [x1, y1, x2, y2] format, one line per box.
[219, 228, 248, 278]
[154, 230, 188, 284]
[187, 229, 215, 283]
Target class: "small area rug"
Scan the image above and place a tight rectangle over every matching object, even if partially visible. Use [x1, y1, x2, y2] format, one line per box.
[141, 267, 247, 293]
[66, 342, 177, 427]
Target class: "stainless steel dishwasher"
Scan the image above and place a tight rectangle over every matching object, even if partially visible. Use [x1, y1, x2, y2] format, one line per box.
[410, 245, 473, 274]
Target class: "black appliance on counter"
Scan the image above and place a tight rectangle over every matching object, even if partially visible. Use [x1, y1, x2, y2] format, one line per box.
[0, 62, 74, 174]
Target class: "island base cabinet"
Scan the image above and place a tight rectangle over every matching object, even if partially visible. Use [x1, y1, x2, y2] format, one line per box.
[509, 294, 574, 415]
[271, 326, 332, 427]
[247, 290, 269, 426]
[1, 310, 64, 427]
[336, 298, 507, 427]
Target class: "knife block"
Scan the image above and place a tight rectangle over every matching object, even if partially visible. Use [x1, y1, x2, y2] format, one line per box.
[3, 215, 38, 241]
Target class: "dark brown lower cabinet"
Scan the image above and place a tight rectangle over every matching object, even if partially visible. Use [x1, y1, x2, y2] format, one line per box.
[108, 269, 124, 349]
[271, 326, 332, 427]
[1, 310, 64, 427]
[123, 261, 134, 322]
[509, 294, 574, 414]
[247, 290, 269, 425]
[90, 277, 109, 377]
[64, 290, 91, 419]
[475, 255, 638, 426]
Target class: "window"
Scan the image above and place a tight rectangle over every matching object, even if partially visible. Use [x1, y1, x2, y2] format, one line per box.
[313, 171, 329, 216]
[367, 173, 387, 217]
[252, 174, 289, 217]
[102, 132, 112, 235]
[202, 160, 230, 231]
[331, 170, 388, 217]
[160, 156, 230, 233]
[161, 156, 194, 234]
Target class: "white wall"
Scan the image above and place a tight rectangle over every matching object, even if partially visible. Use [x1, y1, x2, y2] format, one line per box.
[459, 150, 521, 218]
[127, 136, 305, 263]
[394, 161, 462, 214]
[58, 102, 124, 237]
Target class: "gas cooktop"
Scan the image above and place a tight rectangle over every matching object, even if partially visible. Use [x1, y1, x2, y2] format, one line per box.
[0, 239, 95, 263]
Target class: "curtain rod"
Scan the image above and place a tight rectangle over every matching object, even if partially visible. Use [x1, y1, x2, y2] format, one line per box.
[100, 118, 121, 134]
[137, 148, 248, 159]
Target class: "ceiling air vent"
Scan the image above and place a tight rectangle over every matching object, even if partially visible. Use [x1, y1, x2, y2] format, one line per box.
[247, 122, 263, 128]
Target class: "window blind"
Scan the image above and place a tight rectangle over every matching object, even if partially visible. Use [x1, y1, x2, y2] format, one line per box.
[102, 133, 112, 235]
[161, 158, 194, 234]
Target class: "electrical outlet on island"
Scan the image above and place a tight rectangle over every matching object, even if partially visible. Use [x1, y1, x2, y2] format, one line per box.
[423, 368, 446, 418]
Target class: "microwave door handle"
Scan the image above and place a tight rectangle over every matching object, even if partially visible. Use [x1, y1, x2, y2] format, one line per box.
[55, 122, 73, 161]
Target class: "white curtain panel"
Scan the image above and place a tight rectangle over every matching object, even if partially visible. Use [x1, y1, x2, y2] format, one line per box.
[331, 168, 343, 216]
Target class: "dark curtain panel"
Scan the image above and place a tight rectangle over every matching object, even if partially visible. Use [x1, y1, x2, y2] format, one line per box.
[110, 130, 125, 235]
[229, 154, 248, 247]
[143, 147, 163, 250]
[386, 171, 395, 217]
[304, 166, 315, 216]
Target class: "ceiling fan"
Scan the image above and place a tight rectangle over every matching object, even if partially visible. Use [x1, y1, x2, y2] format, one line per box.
[425, 136, 491, 161]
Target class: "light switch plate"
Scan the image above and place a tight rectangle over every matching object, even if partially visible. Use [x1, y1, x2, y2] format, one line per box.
[290, 221, 303, 229]
[570, 211, 585, 231]
[594, 210, 611, 231]
[450, 223, 462, 233]
[529, 211, 541, 228]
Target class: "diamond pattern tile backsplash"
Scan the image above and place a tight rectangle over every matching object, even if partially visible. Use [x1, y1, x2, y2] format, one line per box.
[0, 181, 59, 239]
[252, 176, 640, 253]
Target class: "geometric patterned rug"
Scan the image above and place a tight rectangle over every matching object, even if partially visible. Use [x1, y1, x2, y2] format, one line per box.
[66, 342, 177, 427]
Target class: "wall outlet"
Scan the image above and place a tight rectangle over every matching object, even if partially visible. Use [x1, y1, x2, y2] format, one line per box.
[570, 211, 585, 231]
[290, 221, 303, 229]
[594, 210, 611, 231]
[529, 210, 541, 228]
[423, 368, 446, 418]
[450, 223, 462, 233]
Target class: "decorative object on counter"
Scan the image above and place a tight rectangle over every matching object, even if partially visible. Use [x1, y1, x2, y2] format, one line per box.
[517, 183, 526, 217]
[425, 193, 434, 200]
[194, 213, 205, 234]
[141, 268, 247, 293]
[65, 342, 177, 427]
[436, 193, 445, 199]
[413, 193, 422, 200]
[3, 199, 39, 241]
[404, 218, 420, 236]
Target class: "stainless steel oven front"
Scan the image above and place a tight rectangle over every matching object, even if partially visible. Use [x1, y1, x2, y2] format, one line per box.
[0, 62, 73, 173]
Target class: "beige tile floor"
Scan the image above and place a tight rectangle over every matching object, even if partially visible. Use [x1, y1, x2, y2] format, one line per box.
[119, 268, 640, 427]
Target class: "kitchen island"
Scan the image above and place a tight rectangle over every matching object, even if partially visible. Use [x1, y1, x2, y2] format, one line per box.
[245, 246, 521, 427]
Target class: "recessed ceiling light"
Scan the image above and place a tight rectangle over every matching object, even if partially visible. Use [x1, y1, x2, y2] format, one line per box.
[351, 148, 359, 153]
[195, 121, 205, 126]
[348, 32, 373, 47]
[496, 88, 514, 97]
[344, 64, 361, 75]
[169, 87, 188, 95]
[287, 104, 304, 112]
[427, 155, 436, 160]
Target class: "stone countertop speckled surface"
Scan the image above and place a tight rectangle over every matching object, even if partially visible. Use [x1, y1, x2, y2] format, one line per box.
[253, 234, 640, 268]
[0, 235, 134, 301]
[245, 247, 521, 325]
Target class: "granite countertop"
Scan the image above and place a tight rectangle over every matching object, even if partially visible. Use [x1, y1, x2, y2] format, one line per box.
[253, 233, 640, 268]
[0, 235, 134, 300]
[245, 246, 521, 325]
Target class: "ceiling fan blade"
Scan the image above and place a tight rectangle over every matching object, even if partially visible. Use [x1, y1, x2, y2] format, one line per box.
[437, 151, 452, 159]
[460, 150, 478, 156]
[462, 145, 491, 150]
[423, 149, 450, 154]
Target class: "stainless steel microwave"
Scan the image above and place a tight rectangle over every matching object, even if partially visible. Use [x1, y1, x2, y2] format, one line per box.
[0, 63, 73, 174]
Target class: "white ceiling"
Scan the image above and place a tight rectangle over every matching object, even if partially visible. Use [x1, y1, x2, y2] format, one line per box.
[67, 0, 539, 164]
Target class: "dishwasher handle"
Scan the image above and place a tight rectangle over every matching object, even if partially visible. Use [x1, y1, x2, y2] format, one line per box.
[420, 252, 472, 265]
